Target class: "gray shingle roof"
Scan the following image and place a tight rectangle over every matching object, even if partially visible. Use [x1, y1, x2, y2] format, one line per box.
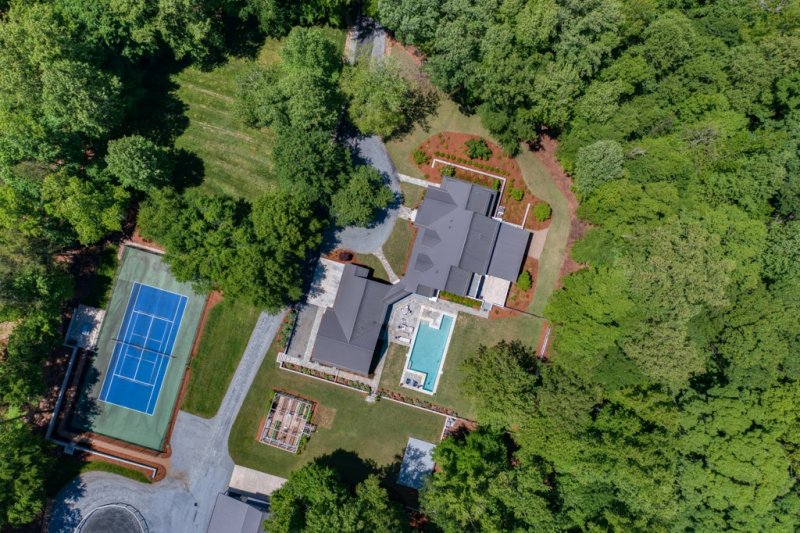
[312, 264, 408, 375]
[206, 494, 265, 533]
[402, 177, 530, 297]
[397, 438, 436, 490]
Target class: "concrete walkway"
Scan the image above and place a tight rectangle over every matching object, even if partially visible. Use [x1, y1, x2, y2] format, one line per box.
[398, 173, 436, 188]
[49, 311, 284, 533]
[374, 248, 400, 283]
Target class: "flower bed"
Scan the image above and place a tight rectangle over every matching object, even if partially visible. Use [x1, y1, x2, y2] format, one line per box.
[410, 132, 538, 226]
[377, 388, 457, 417]
[281, 363, 372, 393]
[439, 291, 482, 309]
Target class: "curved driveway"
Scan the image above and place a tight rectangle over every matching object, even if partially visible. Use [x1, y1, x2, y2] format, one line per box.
[49, 311, 283, 533]
[334, 20, 402, 254]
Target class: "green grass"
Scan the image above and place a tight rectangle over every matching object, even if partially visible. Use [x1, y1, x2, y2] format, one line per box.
[516, 151, 571, 315]
[47, 457, 150, 497]
[82, 244, 118, 308]
[400, 182, 426, 209]
[383, 220, 415, 276]
[182, 297, 261, 418]
[354, 254, 390, 282]
[386, 97, 494, 178]
[174, 54, 277, 200]
[173, 28, 346, 200]
[228, 344, 444, 479]
[378, 313, 541, 421]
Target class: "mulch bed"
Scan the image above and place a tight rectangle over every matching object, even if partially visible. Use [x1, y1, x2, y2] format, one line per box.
[489, 256, 537, 319]
[324, 249, 356, 264]
[412, 132, 545, 227]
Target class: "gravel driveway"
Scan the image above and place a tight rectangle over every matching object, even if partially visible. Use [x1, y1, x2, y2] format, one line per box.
[49, 311, 284, 533]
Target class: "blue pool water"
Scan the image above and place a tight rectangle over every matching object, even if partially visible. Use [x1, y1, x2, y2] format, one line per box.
[407, 314, 455, 393]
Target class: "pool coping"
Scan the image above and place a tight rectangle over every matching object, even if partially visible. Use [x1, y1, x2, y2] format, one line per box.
[399, 307, 458, 396]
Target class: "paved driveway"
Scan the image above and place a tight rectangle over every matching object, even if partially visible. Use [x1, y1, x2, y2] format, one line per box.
[49, 311, 284, 533]
[334, 19, 401, 254]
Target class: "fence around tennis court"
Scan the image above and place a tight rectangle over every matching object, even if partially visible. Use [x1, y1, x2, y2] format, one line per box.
[69, 245, 206, 451]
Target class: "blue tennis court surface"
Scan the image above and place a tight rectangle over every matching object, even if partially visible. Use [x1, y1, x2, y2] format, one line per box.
[99, 282, 187, 415]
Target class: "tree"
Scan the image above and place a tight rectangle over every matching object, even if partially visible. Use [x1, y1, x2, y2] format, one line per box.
[40, 59, 123, 138]
[0, 313, 60, 407]
[421, 429, 554, 532]
[762, 220, 800, 283]
[41, 169, 129, 245]
[0, 422, 52, 527]
[573, 140, 624, 199]
[105, 135, 173, 191]
[331, 166, 394, 227]
[341, 58, 421, 138]
[461, 341, 539, 429]
[377, 0, 440, 51]
[265, 464, 404, 533]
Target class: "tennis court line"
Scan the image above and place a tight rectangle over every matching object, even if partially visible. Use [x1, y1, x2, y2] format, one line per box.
[99, 283, 142, 404]
[144, 295, 186, 414]
[98, 282, 187, 416]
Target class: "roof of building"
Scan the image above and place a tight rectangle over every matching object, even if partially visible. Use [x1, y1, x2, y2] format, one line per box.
[397, 437, 436, 490]
[312, 264, 408, 375]
[206, 493, 265, 533]
[403, 177, 530, 297]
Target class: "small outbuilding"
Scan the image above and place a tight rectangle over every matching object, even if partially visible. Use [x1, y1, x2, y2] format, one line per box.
[397, 437, 436, 490]
[206, 493, 266, 533]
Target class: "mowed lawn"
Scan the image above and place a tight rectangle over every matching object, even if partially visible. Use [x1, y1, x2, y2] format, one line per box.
[182, 297, 261, 418]
[173, 53, 277, 199]
[229, 343, 444, 479]
[354, 254, 390, 283]
[382, 219, 415, 276]
[516, 151, 570, 316]
[378, 313, 541, 421]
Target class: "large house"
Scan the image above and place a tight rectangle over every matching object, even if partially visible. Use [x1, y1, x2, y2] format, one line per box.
[402, 177, 531, 301]
[311, 177, 531, 376]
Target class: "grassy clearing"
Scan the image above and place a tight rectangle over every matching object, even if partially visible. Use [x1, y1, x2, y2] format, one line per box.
[82, 244, 118, 308]
[174, 29, 346, 200]
[378, 313, 541, 421]
[174, 53, 277, 200]
[516, 151, 570, 315]
[383, 220, 415, 276]
[228, 343, 444, 479]
[354, 254, 390, 282]
[400, 182, 426, 209]
[182, 297, 261, 418]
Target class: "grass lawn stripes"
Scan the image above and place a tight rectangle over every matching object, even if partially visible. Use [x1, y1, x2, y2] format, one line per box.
[99, 283, 187, 415]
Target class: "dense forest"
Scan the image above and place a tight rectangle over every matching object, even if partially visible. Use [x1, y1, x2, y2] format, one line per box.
[375, 0, 800, 531]
[1, 0, 799, 530]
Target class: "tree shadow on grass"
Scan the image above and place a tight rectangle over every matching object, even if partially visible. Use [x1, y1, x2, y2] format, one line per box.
[313, 449, 377, 491]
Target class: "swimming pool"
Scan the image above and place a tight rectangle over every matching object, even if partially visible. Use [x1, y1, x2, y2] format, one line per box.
[403, 313, 455, 394]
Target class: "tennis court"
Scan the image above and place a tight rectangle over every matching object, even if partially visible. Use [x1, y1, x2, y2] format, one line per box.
[71, 246, 206, 450]
[99, 283, 188, 415]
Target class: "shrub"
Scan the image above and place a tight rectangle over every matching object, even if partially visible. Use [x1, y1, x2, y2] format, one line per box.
[492, 179, 501, 190]
[516, 271, 532, 291]
[510, 187, 524, 201]
[533, 202, 552, 222]
[465, 138, 492, 160]
[441, 165, 456, 177]
[439, 291, 482, 309]
[412, 148, 430, 165]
